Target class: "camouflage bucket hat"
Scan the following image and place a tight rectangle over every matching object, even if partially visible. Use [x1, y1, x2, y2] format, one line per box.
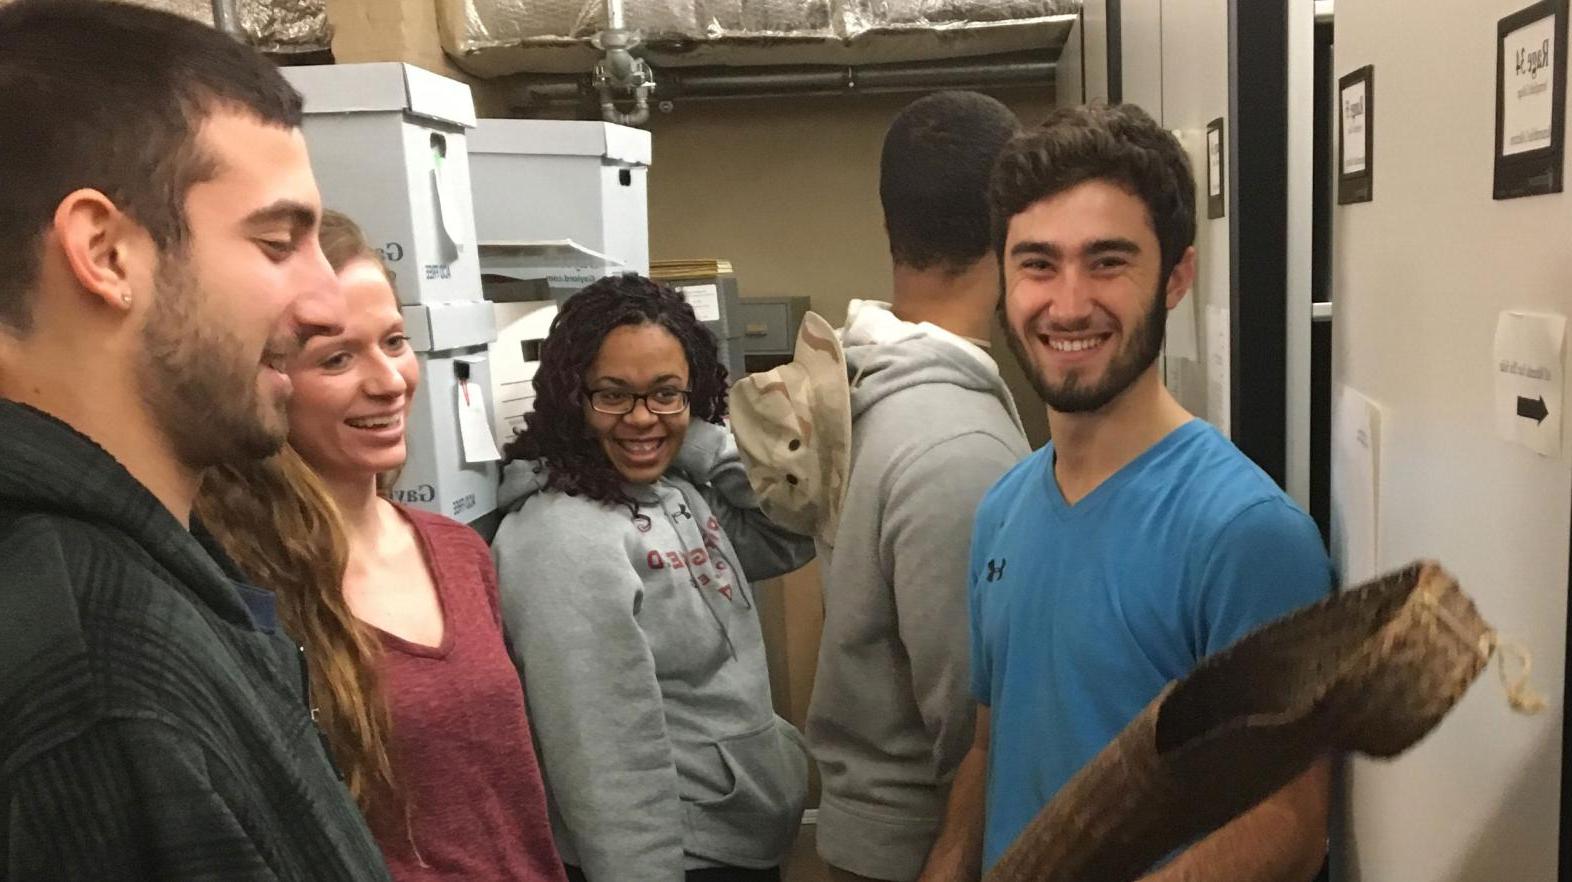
[728, 311, 852, 545]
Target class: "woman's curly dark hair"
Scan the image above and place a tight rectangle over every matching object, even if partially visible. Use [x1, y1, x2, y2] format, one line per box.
[502, 273, 729, 514]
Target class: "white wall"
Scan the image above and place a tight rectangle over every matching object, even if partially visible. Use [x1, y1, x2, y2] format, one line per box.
[1117, 0, 1315, 493]
[1155, 0, 1230, 428]
[1058, 11, 1087, 106]
[1284, 0, 1315, 509]
[1121, 0, 1165, 115]
[1082, 0, 1112, 103]
[1332, 0, 1570, 878]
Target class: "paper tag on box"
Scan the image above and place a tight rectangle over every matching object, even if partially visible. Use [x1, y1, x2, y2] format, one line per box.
[432, 149, 467, 254]
[457, 379, 501, 464]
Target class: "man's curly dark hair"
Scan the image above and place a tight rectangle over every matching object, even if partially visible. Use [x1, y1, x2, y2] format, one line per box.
[501, 273, 730, 515]
[990, 102, 1197, 281]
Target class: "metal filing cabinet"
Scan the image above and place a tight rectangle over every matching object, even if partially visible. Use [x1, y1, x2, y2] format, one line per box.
[658, 274, 746, 383]
[737, 296, 813, 374]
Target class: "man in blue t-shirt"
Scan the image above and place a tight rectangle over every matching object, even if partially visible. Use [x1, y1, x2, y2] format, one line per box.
[917, 104, 1333, 882]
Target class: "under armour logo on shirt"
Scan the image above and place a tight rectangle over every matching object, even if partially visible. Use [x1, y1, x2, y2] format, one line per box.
[986, 558, 1007, 583]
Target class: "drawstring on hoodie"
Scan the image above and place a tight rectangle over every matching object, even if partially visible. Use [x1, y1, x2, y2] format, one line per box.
[654, 490, 745, 661]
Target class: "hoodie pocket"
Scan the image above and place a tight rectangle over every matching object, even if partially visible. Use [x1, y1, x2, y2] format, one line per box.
[683, 717, 809, 867]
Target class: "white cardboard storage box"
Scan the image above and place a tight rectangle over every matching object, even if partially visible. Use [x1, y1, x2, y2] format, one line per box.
[284, 63, 502, 523]
[469, 120, 652, 275]
[283, 62, 483, 308]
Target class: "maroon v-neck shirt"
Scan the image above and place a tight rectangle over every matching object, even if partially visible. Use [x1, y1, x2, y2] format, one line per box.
[374, 506, 566, 882]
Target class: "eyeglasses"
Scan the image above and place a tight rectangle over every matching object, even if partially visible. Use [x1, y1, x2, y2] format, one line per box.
[585, 387, 692, 416]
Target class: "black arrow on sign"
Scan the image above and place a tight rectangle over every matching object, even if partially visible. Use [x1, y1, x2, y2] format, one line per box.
[1517, 395, 1549, 424]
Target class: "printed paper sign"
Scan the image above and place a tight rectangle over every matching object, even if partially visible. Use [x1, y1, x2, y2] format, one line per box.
[1165, 291, 1200, 362]
[1207, 127, 1224, 198]
[1502, 15, 1558, 156]
[1341, 79, 1368, 174]
[679, 283, 722, 323]
[1204, 305, 1231, 436]
[1331, 385, 1383, 584]
[1494, 310, 1566, 456]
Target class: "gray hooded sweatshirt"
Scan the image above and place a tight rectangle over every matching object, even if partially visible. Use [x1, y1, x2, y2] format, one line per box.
[809, 302, 1030, 880]
[492, 420, 815, 882]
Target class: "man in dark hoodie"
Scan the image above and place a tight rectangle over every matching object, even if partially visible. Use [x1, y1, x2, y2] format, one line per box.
[0, 2, 389, 879]
[806, 91, 1031, 882]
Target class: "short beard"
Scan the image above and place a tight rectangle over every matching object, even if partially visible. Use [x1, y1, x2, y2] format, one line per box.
[1005, 277, 1170, 414]
[136, 254, 287, 470]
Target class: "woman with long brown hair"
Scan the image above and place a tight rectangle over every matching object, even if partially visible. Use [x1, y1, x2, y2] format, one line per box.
[197, 211, 564, 882]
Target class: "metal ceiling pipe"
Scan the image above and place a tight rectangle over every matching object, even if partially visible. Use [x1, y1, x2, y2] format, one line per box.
[211, 0, 244, 39]
[855, 58, 1053, 90]
[513, 56, 1055, 112]
[673, 68, 850, 97]
[601, 89, 652, 126]
[668, 58, 1055, 98]
[595, 0, 654, 124]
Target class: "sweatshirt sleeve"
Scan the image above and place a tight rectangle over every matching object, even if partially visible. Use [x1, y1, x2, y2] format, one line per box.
[673, 419, 815, 582]
[492, 506, 686, 882]
[880, 432, 1021, 783]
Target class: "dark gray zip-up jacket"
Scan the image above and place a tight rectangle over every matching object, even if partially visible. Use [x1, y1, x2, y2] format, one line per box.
[0, 399, 390, 881]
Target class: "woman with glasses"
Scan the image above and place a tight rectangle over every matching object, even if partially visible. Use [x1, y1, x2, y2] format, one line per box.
[493, 274, 814, 882]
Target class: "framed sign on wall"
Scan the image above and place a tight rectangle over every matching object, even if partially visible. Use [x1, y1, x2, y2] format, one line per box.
[1206, 117, 1226, 219]
[1339, 65, 1375, 204]
[1495, 0, 1568, 199]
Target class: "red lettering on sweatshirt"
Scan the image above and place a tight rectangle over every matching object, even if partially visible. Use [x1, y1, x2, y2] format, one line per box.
[644, 542, 735, 602]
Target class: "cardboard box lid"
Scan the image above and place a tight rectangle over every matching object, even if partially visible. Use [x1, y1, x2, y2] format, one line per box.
[283, 63, 477, 129]
[470, 119, 652, 166]
[479, 239, 624, 280]
[403, 300, 497, 352]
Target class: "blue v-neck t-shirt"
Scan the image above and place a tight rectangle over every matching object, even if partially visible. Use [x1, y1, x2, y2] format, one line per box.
[969, 419, 1332, 870]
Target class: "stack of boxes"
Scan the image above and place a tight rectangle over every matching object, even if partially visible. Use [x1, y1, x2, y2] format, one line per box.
[467, 119, 652, 439]
[282, 63, 501, 524]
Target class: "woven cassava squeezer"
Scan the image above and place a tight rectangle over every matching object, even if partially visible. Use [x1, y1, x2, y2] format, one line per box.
[986, 560, 1541, 882]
